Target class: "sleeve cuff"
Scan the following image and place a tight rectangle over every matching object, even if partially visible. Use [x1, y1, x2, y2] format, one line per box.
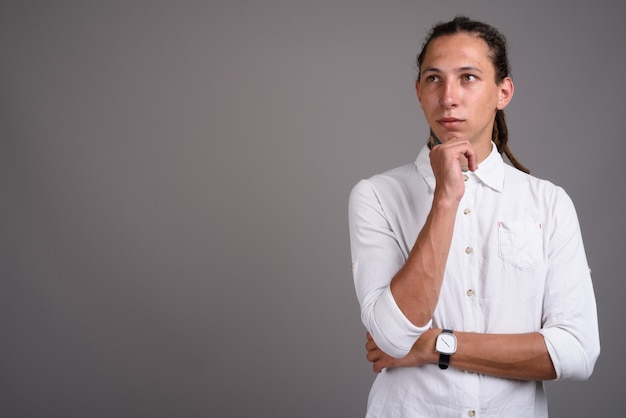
[369, 287, 432, 358]
[540, 327, 597, 381]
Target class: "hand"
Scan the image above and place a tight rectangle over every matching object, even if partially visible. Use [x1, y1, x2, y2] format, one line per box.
[429, 138, 477, 203]
[365, 330, 439, 373]
[365, 332, 417, 372]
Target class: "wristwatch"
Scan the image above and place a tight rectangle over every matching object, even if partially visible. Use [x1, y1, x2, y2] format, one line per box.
[435, 329, 457, 370]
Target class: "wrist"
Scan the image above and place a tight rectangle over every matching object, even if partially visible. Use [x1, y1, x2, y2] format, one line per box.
[423, 328, 442, 365]
[432, 194, 461, 212]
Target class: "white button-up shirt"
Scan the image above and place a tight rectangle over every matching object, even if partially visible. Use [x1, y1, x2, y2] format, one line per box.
[348, 143, 600, 418]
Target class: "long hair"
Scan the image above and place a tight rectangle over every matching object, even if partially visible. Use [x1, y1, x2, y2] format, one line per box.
[418, 16, 529, 173]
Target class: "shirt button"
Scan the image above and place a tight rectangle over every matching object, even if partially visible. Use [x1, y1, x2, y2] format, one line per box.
[468, 410, 476, 417]
[466, 289, 475, 297]
[463, 174, 469, 181]
[465, 247, 473, 254]
[463, 208, 471, 215]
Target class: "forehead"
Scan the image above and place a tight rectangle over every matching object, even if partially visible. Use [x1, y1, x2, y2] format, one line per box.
[421, 33, 493, 72]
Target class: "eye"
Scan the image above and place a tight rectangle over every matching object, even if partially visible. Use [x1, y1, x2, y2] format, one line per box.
[424, 74, 440, 83]
[462, 74, 477, 82]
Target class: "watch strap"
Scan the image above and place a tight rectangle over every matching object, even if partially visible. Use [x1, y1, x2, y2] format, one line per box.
[438, 353, 451, 370]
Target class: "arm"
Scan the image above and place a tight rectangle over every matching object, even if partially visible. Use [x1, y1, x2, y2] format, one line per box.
[366, 329, 557, 381]
[538, 188, 600, 380]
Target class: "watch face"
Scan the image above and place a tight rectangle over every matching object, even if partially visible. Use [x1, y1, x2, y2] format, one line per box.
[436, 333, 457, 354]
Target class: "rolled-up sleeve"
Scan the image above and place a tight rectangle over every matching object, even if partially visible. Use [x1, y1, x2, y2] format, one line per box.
[349, 179, 430, 358]
[539, 188, 600, 380]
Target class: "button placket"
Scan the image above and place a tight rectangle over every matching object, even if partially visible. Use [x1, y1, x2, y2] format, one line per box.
[460, 178, 479, 331]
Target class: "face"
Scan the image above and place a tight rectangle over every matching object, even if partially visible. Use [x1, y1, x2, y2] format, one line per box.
[416, 33, 513, 152]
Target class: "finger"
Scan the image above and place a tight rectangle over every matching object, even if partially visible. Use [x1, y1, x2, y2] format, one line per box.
[373, 359, 388, 373]
[465, 148, 478, 171]
[366, 349, 380, 362]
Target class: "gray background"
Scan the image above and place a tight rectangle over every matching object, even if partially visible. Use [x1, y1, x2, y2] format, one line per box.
[1, 1, 623, 417]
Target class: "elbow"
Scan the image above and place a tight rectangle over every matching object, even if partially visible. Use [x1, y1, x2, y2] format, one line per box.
[542, 328, 601, 381]
[570, 334, 601, 381]
[579, 342, 601, 380]
[566, 345, 599, 381]
[361, 310, 414, 359]
[361, 287, 432, 358]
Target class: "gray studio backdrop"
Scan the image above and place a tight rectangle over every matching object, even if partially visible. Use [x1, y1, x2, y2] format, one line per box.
[1, 1, 623, 417]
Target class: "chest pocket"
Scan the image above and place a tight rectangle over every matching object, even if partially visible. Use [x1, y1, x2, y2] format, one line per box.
[498, 221, 543, 269]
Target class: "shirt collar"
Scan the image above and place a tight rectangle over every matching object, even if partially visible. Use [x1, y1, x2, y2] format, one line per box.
[415, 142, 505, 192]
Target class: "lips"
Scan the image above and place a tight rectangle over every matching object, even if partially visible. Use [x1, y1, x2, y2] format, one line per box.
[437, 117, 464, 129]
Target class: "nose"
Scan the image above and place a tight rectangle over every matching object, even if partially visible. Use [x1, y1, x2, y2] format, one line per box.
[440, 80, 459, 108]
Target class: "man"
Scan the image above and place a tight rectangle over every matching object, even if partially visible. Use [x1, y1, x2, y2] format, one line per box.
[348, 16, 600, 417]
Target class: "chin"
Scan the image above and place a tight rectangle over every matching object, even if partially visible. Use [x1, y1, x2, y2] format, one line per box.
[436, 133, 464, 142]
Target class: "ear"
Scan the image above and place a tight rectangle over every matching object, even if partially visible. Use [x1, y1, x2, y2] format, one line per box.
[415, 80, 424, 108]
[497, 77, 514, 110]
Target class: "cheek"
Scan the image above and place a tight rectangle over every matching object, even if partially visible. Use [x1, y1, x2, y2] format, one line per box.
[474, 95, 498, 112]
[420, 96, 438, 112]
[416, 91, 426, 109]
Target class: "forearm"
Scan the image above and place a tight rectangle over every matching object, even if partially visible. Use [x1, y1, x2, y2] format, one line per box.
[390, 198, 458, 327]
[421, 329, 557, 380]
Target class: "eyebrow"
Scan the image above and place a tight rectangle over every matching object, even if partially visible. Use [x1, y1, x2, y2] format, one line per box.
[421, 66, 484, 74]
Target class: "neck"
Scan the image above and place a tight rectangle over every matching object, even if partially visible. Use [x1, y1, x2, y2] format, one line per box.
[473, 140, 493, 165]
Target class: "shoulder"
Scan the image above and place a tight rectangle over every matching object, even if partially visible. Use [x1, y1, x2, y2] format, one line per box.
[504, 164, 567, 194]
[349, 162, 420, 205]
[503, 164, 576, 211]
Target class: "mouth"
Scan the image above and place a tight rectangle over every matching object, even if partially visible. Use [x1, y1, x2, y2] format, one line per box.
[437, 117, 464, 129]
